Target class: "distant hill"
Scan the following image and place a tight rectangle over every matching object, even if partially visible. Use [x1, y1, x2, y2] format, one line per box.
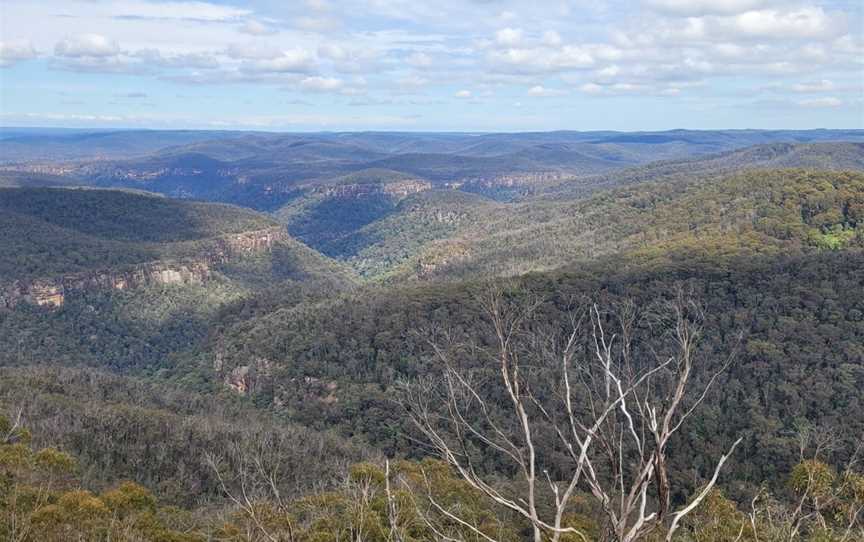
[273, 169, 433, 254]
[326, 189, 500, 277]
[0, 187, 278, 281]
[0, 169, 80, 188]
[272, 153, 864, 281]
[0, 129, 249, 163]
[2, 129, 864, 524]
[3, 129, 861, 210]
[0, 187, 354, 381]
[399, 169, 864, 281]
[540, 142, 864, 200]
[0, 187, 354, 310]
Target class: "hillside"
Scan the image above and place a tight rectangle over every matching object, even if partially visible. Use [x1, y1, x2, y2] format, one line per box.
[0, 187, 353, 373]
[195, 248, 864, 499]
[272, 166, 864, 282]
[0, 187, 278, 282]
[4, 130, 861, 211]
[370, 168, 863, 281]
[540, 141, 864, 200]
[325, 190, 500, 277]
[274, 169, 433, 254]
[0, 365, 369, 506]
[1, 133, 863, 541]
[0, 129, 249, 163]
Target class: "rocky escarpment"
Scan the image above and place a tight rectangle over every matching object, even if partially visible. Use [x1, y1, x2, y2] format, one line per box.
[0, 226, 288, 309]
[454, 171, 570, 191]
[214, 349, 339, 400]
[313, 179, 431, 200]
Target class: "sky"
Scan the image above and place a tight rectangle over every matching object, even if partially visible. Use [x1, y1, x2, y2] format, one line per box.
[0, 0, 862, 132]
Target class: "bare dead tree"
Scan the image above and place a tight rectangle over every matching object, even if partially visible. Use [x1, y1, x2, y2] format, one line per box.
[2, 407, 25, 444]
[398, 285, 742, 542]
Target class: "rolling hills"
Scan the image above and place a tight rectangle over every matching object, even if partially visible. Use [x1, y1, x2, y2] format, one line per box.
[0, 187, 353, 373]
[4, 129, 862, 212]
[1, 129, 863, 540]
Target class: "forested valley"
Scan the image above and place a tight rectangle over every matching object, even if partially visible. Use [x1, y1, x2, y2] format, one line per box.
[1, 130, 863, 541]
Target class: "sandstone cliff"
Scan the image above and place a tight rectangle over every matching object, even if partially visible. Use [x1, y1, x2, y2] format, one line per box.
[312, 179, 431, 200]
[0, 226, 288, 309]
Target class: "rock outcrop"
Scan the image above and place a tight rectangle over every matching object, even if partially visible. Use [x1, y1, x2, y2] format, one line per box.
[0, 226, 288, 309]
[313, 179, 431, 200]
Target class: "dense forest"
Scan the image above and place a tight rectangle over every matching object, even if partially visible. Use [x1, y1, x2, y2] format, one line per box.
[1, 134, 863, 541]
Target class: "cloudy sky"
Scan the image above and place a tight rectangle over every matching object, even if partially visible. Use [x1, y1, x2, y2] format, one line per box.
[1, 0, 862, 131]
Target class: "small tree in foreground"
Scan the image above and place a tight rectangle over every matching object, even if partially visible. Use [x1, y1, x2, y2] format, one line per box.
[399, 285, 743, 542]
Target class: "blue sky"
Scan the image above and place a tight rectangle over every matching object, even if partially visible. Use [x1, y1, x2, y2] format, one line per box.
[1, 0, 862, 131]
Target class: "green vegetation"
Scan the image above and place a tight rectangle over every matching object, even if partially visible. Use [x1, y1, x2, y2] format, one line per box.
[392, 169, 864, 281]
[2, 141, 864, 540]
[0, 187, 276, 242]
[272, 168, 864, 282]
[329, 190, 498, 278]
[203, 248, 864, 501]
[0, 188, 279, 281]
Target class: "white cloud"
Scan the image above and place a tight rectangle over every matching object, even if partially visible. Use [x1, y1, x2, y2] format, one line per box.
[792, 79, 834, 93]
[578, 80, 684, 97]
[225, 43, 282, 60]
[0, 40, 38, 67]
[238, 19, 277, 36]
[108, 0, 251, 22]
[732, 8, 845, 40]
[306, 0, 331, 12]
[489, 44, 595, 74]
[141, 50, 220, 69]
[406, 52, 433, 67]
[398, 74, 429, 88]
[541, 30, 563, 47]
[318, 43, 347, 60]
[527, 85, 567, 97]
[798, 96, 842, 108]
[495, 28, 524, 47]
[647, 0, 773, 17]
[245, 49, 317, 73]
[317, 43, 380, 73]
[55, 34, 120, 58]
[595, 65, 621, 80]
[1, 0, 860, 125]
[454, 89, 472, 98]
[293, 16, 340, 32]
[579, 82, 604, 95]
[300, 75, 344, 92]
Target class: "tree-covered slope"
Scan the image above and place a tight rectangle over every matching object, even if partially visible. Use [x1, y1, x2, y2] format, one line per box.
[273, 169, 434, 255]
[0, 187, 350, 283]
[267, 147, 864, 281]
[0, 187, 354, 373]
[0, 365, 369, 506]
[202, 248, 864, 500]
[397, 169, 864, 281]
[324, 190, 501, 278]
[540, 141, 864, 200]
[7, 131, 860, 212]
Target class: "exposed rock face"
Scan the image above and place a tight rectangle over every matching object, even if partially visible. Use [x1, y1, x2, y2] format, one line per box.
[219, 357, 273, 395]
[226, 365, 252, 394]
[460, 171, 569, 190]
[0, 226, 288, 309]
[314, 180, 431, 200]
